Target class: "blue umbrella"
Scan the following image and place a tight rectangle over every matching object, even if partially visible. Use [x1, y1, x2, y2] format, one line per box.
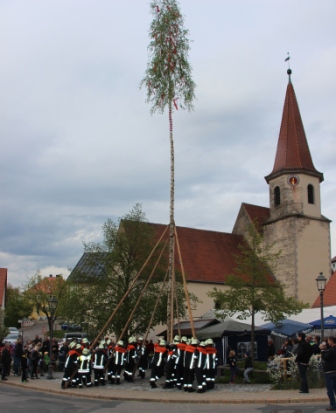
[260, 319, 313, 338]
[309, 315, 336, 329]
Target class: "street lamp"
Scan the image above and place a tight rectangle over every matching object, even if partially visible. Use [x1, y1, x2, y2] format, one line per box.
[316, 272, 327, 342]
[47, 295, 58, 380]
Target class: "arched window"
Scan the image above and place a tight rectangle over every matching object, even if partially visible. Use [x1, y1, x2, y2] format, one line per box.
[274, 186, 281, 206]
[308, 184, 314, 204]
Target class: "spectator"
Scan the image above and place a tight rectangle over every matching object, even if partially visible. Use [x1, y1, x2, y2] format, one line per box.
[267, 339, 276, 360]
[1, 343, 12, 381]
[243, 351, 253, 383]
[296, 332, 313, 394]
[320, 336, 336, 411]
[312, 335, 321, 355]
[13, 338, 23, 376]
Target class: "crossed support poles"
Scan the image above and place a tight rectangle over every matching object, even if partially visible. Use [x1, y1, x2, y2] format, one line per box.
[90, 223, 196, 351]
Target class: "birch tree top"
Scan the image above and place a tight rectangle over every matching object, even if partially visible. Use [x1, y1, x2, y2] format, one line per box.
[141, 0, 196, 114]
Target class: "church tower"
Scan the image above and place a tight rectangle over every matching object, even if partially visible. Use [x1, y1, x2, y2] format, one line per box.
[264, 69, 331, 305]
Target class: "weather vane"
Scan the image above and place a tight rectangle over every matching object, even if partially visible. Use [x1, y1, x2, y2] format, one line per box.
[285, 52, 291, 68]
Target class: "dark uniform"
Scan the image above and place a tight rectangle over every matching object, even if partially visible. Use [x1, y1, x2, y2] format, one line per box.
[183, 339, 198, 392]
[112, 341, 126, 385]
[195, 342, 207, 392]
[175, 337, 187, 389]
[124, 337, 137, 382]
[61, 343, 80, 388]
[77, 349, 92, 387]
[149, 340, 167, 388]
[93, 343, 107, 386]
[137, 338, 148, 379]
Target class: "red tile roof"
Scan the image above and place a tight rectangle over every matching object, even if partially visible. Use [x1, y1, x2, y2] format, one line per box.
[34, 275, 64, 294]
[312, 271, 336, 308]
[0, 268, 8, 308]
[242, 203, 270, 226]
[148, 223, 271, 284]
[265, 73, 323, 183]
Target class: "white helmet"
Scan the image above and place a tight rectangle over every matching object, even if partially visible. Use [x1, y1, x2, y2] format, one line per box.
[173, 335, 181, 343]
[159, 339, 166, 346]
[117, 340, 124, 346]
[191, 338, 198, 345]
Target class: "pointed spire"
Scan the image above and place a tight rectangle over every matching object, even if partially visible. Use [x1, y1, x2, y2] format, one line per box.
[265, 70, 323, 183]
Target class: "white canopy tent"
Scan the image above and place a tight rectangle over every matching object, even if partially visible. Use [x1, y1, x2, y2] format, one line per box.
[201, 306, 336, 327]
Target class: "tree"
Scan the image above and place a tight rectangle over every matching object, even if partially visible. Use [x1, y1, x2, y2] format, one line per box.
[64, 204, 199, 340]
[208, 222, 308, 361]
[4, 285, 33, 327]
[23, 271, 66, 336]
[141, 0, 196, 340]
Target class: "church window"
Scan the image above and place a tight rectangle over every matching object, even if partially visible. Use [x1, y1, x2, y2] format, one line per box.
[274, 186, 281, 206]
[308, 184, 314, 204]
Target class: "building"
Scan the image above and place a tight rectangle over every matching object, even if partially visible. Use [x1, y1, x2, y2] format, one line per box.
[70, 69, 332, 321]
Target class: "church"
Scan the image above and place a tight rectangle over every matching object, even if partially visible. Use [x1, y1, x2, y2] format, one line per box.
[70, 69, 332, 317]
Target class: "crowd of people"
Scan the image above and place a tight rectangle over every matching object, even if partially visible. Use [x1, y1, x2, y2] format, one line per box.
[59, 335, 218, 393]
[0, 335, 60, 381]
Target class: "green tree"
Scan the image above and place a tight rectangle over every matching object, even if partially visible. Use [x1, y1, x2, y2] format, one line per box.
[141, 0, 196, 340]
[64, 204, 199, 340]
[23, 271, 66, 336]
[4, 285, 33, 327]
[208, 222, 307, 361]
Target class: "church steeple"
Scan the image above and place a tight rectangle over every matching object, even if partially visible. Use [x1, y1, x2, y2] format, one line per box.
[265, 69, 323, 183]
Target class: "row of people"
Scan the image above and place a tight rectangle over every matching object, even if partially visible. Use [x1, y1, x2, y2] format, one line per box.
[60, 335, 217, 393]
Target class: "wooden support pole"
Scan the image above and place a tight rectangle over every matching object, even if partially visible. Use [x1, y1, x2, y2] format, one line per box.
[118, 238, 169, 340]
[143, 270, 169, 343]
[90, 225, 169, 350]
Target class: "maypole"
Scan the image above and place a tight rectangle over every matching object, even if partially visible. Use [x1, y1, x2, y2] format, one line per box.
[141, 0, 195, 342]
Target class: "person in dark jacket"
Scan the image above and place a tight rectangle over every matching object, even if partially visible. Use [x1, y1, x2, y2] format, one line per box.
[21, 350, 29, 382]
[1, 343, 11, 380]
[243, 351, 253, 383]
[267, 339, 276, 360]
[13, 338, 23, 376]
[296, 332, 313, 394]
[320, 336, 336, 411]
[312, 335, 321, 355]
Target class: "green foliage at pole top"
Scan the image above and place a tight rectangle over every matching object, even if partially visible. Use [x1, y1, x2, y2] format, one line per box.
[141, 0, 196, 114]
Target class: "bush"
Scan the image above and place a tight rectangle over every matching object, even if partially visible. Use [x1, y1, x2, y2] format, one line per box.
[267, 354, 325, 390]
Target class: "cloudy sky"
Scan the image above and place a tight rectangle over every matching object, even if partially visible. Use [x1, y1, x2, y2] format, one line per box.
[1, 0, 336, 287]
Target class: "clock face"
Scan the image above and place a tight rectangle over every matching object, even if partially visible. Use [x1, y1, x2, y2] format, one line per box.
[287, 174, 300, 187]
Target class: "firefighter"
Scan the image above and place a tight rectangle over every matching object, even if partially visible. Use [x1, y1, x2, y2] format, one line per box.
[93, 342, 107, 386]
[106, 339, 115, 383]
[164, 341, 177, 388]
[205, 338, 217, 390]
[183, 337, 198, 392]
[124, 336, 137, 382]
[174, 335, 186, 390]
[112, 340, 126, 385]
[195, 341, 207, 393]
[77, 348, 92, 388]
[61, 342, 80, 389]
[149, 339, 167, 388]
[137, 337, 148, 379]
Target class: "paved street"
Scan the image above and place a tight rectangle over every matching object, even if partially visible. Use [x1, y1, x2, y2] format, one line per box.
[0, 384, 332, 413]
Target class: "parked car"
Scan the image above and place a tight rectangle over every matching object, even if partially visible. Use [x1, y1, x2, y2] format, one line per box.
[3, 333, 19, 345]
[64, 332, 90, 341]
[8, 327, 19, 334]
[61, 323, 82, 331]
